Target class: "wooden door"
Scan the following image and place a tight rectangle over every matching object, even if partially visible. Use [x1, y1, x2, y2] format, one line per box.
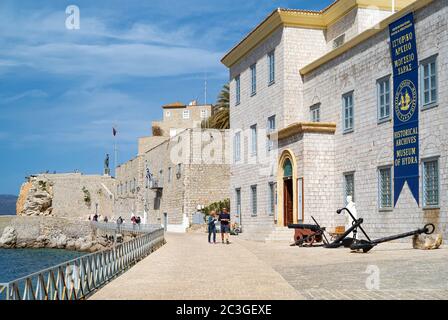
[283, 179, 294, 226]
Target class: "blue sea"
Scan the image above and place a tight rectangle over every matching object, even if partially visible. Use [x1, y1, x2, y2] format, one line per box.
[0, 248, 84, 283]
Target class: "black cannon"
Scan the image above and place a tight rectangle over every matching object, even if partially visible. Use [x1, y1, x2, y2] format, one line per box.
[337, 207, 435, 253]
[288, 216, 329, 246]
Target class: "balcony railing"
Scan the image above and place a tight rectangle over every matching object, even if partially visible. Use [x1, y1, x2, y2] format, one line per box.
[148, 179, 163, 190]
[0, 226, 164, 300]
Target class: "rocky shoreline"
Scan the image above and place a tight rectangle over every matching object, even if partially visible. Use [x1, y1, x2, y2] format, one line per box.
[0, 216, 137, 253]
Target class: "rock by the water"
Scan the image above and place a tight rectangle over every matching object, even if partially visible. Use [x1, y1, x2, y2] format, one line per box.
[413, 234, 443, 250]
[0, 226, 18, 248]
[17, 177, 54, 217]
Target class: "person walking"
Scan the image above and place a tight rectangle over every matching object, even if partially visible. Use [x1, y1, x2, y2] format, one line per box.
[117, 216, 123, 233]
[207, 211, 217, 244]
[218, 208, 231, 244]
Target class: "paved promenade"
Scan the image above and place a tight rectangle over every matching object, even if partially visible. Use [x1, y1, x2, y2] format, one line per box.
[91, 233, 448, 300]
[91, 233, 302, 300]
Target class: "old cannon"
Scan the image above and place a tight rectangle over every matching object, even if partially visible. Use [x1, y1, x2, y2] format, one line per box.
[337, 207, 435, 253]
[288, 216, 329, 246]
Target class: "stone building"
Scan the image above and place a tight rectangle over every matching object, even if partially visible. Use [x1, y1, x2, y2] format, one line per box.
[222, 0, 447, 241]
[116, 101, 230, 232]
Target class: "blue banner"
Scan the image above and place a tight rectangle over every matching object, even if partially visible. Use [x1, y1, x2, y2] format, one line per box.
[389, 12, 419, 206]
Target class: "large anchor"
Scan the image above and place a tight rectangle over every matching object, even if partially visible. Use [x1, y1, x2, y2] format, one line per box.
[325, 208, 371, 249]
[336, 207, 435, 253]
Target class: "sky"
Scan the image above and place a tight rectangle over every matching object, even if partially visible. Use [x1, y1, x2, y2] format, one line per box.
[0, 0, 334, 195]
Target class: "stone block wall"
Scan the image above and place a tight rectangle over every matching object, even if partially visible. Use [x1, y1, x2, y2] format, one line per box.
[116, 128, 230, 232]
[17, 173, 116, 221]
[300, 0, 448, 239]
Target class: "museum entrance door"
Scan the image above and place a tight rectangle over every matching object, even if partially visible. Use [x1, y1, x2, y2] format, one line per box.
[283, 178, 294, 226]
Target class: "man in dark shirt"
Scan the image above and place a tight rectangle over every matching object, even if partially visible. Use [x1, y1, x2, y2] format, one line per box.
[218, 208, 231, 244]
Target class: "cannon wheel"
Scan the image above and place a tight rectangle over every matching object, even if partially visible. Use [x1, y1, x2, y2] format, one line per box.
[305, 235, 316, 244]
[294, 234, 305, 247]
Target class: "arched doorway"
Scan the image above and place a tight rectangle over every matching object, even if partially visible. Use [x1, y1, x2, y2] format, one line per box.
[277, 150, 298, 227]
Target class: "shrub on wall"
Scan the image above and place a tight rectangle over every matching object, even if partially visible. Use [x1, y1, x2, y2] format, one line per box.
[202, 198, 230, 221]
[152, 125, 163, 136]
[82, 187, 91, 208]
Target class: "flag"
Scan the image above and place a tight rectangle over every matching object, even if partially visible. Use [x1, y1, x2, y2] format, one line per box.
[113, 127, 117, 136]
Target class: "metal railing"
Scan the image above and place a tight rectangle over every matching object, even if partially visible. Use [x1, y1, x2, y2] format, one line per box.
[90, 221, 161, 234]
[0, 226, 164, 300]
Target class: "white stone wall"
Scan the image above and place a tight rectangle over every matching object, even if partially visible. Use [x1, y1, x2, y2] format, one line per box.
[228, 25, 331, 236]
[325, 7, 394, 52]
[326, 7, 359, 48]
[300, 0, 448, 239]
[32, 173, 115, 220]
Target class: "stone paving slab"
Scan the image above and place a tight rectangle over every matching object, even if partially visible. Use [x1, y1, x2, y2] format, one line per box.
[90, 233, 303, 300]
[91, 233, 448, 300]
[237, 239, 448, 300]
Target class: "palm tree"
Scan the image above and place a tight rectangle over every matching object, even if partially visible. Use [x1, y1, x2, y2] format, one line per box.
[202, 83, 230, 129]
[215, 83, 229, 112]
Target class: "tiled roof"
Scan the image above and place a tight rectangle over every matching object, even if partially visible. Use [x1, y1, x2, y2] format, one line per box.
[162, 102, 186, 109]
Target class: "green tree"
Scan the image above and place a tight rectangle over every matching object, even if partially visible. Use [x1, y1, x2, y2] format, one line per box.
[202, 83, 230, 129]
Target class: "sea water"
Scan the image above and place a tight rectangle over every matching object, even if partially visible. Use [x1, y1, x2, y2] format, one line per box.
[0, 248, 84, 283]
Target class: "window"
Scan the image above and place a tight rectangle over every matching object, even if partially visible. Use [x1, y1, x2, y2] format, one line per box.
[251, 185, 257, 216]
[333, 34, 345, 49]
[200, 109, 208, 119]
[342, 92, 354, 133]
[343, 172, 355, 205]
[378, 167, 392, 209]
[165, 111, 171, 118]
[182, 110, 190, 119]
[235, 75, 241, 105]
[377, 76, 391, 121]
[168, 167, 172, 183]
[267, 115, 276, 151]
[421, 56, 438, 108]
[310, 104, 320, 122]
[176, 163, 182, 177]
[268, 182, 276, 215]
[423, 159, 439, 207]
[250, 64, 257, 96]
[235, 188, 241, 216]
[234, 131, 241, 162]
[250, 124, 257, 156]
[268, 50, 275, 85]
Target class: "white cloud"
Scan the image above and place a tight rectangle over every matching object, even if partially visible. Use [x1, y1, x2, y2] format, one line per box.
[1, 90, 48, 104]
[4, 42, 224, 78]
[0, 7, 226, 80]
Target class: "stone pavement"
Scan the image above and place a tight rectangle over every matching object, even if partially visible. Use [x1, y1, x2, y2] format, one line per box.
[91, 233, 448, 300]
[90, 233, 303, 300]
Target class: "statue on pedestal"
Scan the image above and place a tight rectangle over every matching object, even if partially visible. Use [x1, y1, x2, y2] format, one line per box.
[104, 154, 110, 176]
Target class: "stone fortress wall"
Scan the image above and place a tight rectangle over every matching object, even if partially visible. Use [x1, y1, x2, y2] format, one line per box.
[116, 128, 230, 232]
[16, 173, 115, 220]
[114, 100, 230, 232]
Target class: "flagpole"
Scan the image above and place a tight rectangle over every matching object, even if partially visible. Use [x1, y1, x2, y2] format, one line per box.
[113, 124, 118, 178]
